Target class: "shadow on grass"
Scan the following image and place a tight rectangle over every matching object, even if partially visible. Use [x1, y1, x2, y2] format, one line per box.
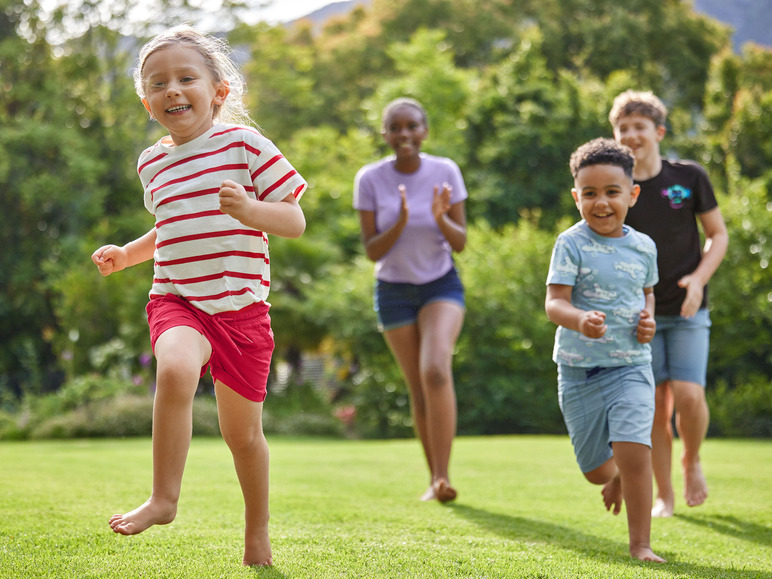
[249, 565, 288, 578]
[450, 503, 770, 578]
[677, 513, 772, 548]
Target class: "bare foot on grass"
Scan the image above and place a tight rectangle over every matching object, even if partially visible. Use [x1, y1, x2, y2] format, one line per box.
[651, 496, 674, 518]
[432, 479, 457, 503]
[683, 458, 708, 507]
[109, 498, 176, 535]
[243, 524, 273, 567]
[420, 485, 436, 502]
[601, 476, 622, 515]
[630, 545, 666, 563]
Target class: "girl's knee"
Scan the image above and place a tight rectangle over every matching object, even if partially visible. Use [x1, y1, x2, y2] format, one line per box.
[421, 363, 451, 390]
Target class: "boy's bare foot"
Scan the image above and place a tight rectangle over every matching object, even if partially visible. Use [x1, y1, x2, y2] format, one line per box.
[243, 525, 273, 567]
[651, 496, 674, 518]
[420, 486, 436, 502]
[601, 476, 622, 515]
[432, 479, 457, 503]
[683, 458, 708, 507]
[109, 498, 176, 535]
[630, 545, 666, 563]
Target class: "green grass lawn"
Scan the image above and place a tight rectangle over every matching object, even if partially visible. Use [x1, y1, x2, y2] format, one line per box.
[1, 435, 770, 578]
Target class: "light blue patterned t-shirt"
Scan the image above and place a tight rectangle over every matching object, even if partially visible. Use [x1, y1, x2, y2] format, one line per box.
[546, 221, 658, 368]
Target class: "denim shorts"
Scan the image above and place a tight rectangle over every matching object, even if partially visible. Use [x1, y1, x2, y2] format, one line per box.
[558, 364, 655, 473]
[650, 308, 711, 387]
[374, 267, 465, 331]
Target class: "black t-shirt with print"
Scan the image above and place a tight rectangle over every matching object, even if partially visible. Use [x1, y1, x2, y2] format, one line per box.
[624, 159, 718, 316]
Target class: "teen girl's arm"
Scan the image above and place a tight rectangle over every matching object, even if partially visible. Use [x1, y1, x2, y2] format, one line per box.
[91, 228, 157, 276]
[433, 183, 467, 253]
[678, 206, 729, 318]
[636, 287, 656, 344]
[219, 179, 306, 239]
[357, 184, 409, 262]
[545, 284, 607, 339]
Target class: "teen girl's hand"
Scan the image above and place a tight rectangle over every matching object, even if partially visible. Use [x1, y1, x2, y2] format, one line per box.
[636, 309, 656, 344]
[432, 182, 452, 221]
[219, 179, 251, 221]
[397, 184, 409, 224]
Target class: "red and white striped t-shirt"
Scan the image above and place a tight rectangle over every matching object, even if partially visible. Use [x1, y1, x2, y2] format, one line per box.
[139, 124, 307, 315]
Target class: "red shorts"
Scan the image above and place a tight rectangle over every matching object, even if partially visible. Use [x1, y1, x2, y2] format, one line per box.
[146, 294, 274, 402]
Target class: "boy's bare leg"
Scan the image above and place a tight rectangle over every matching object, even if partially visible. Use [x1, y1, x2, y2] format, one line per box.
[651, 382, 675, 517]
[613, 441, 666, 563]
[110, 326, 210, 535]
[672, 380, 709, 507]
[215, 382, 272, 567]
[583, 458, 622, 515]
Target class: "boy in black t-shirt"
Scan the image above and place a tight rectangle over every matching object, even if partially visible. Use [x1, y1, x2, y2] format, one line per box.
[609, 90, 729, 518]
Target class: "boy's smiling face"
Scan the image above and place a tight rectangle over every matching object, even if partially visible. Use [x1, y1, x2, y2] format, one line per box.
[572, 163, 640, 238]
[141, 44, 229, 146]
[612, 113, 665, 167]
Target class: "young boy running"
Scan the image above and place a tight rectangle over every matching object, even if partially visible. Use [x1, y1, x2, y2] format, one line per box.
[610, 90, 728, 517]
[546, 137, 664, 563]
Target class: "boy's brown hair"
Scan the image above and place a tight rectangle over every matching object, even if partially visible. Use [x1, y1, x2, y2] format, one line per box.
[609, 90, 668, 128]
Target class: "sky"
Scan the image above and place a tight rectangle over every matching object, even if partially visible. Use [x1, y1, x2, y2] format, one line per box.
[249, 0, 340, 24]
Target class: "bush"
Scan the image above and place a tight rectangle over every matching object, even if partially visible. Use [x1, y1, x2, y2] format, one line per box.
[709, 374, 772, 438]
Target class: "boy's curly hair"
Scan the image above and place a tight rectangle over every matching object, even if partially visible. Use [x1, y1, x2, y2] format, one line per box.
[609, 90, 667, 128]
[569, 138, 635, 179]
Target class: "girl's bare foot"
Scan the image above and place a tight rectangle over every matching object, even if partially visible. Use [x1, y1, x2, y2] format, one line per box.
[601, 476, 622, 515]
[432, 479, 457, 503]
[109, 498, 176, 535]
[243, 524, 273, 567]
[683, 459, 708, 507]
[630, 545, 666, 563]
[420, 485, 436, 502]
[651, 496, 674, 518]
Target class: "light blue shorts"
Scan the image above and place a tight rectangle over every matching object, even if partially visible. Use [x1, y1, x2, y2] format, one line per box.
[651, 309, 711, 387]
[558, 364, 655, 473]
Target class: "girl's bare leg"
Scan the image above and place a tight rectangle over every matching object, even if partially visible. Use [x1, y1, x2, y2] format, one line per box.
[215, 382, 272, 567]
[110, 326, 210, 535]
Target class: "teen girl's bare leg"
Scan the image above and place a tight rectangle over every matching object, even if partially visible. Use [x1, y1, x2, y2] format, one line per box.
[215, 382, 272, 567]
[651, 382, 675, 517]
[109, 326, 211, 535]
[384, 301, 464, 502]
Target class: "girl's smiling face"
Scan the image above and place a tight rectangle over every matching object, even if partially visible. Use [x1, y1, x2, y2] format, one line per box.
[381, 104, 428, 161]
[141, 44, 229, 146]
[572, 163, 640, 238]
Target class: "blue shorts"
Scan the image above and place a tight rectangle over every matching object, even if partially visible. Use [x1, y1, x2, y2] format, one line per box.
[651, 309, 711, 387]
[558, 364, 655, 473]
[374, 267, 465, 332]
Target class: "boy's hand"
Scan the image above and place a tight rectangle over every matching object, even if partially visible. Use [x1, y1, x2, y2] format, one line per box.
[219, 179, 252, 221]
[636, 310, 656, 344]
[91, 245, 127, 276]
[579, 310, 607, 339]
[677, 274, 704, 318]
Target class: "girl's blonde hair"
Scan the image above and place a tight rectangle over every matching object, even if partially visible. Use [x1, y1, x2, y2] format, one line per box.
[133, 25, 252, 126]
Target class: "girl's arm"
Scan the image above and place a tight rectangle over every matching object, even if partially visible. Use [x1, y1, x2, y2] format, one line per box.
[219, 180, 306, 238]
[357, 185, 409, 262]
[91, 228, 157, 276]
[545, 283, 607, 339]
[433, 184, 467, 253]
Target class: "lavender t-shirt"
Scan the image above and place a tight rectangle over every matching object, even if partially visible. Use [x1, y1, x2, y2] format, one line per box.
[353, 154, 468, 284]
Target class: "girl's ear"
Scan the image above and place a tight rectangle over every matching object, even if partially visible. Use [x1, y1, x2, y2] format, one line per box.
[214, 80, 230, 105]
[142, 99, 154, 118]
